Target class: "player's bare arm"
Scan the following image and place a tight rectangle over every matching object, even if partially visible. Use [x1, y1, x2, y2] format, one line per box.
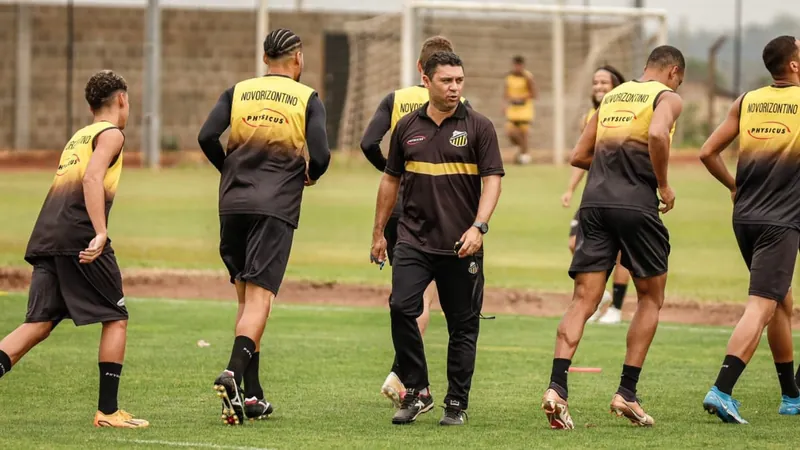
[700, 95, 743, 199]
[371, 173, 400, 264]
[569, 111, 598, 170]
[305, 94, 332, 186]
[649, 91, 683, 214]
[198, 87, 233, 172]
[562, 168, 586, 207]
[458, 175, 502, 258]
[80, 128, 124, 264]
[527, 73, 538, 100]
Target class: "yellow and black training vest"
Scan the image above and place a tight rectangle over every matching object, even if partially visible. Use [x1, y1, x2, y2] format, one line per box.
[223, 74, 316, 227]
[580, 80, 675, 213]
[734, 84, 800, 227]
[25, 121, 123, 261]
[505, 70, 535, 123]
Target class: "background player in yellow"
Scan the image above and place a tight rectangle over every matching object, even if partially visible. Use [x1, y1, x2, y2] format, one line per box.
[504, 56, 537, 165]
[561, 65, 630, 325]
[0, 70, 148, 428]
[198, 28, 331, 426]
[699, 35, 800, 424]
[360, 36, 469, 408]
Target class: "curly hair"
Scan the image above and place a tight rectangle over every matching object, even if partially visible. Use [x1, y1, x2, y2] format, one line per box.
[85, 70, 128, 111]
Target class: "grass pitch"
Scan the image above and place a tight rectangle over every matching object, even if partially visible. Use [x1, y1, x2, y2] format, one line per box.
[0, 293, 796, 449]
[0, 157, 764, 302]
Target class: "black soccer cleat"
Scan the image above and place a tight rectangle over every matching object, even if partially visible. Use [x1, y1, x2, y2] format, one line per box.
[439, 403, 468, 426]
[213, 370, 245, 426]
[391, 388, 434, 425]
[244, 397, 274, 421]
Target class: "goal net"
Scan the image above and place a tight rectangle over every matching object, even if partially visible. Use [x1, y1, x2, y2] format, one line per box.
[337, 1, 668, 164]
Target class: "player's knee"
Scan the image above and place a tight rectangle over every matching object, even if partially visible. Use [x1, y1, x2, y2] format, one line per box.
[26, 322, 54, 343]
[390, 296, 423, 319]
[103, 319, 128, 332]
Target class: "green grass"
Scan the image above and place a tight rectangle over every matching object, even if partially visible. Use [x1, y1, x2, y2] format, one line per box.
[0, 157, 766, 302]
[0, 293, 796, 449]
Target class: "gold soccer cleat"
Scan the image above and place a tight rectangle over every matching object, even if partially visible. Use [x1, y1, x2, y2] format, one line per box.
[541, 389, 574, 430]
[93, 410, 150, 428]
[381, 372, 405, 408]
[610, 394, 655, 427]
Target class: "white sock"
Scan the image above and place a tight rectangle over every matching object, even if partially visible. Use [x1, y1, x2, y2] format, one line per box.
[420, 387, 430, 396]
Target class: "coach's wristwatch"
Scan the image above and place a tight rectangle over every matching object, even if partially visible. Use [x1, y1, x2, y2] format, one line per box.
[473, 221, 489, 234]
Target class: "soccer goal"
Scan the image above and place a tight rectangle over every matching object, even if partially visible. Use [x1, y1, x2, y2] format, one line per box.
[337, 1, 668, 165]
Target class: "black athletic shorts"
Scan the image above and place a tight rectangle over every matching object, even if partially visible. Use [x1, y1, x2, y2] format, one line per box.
[25, 253, 128, 326]
[569, 207, 670, 279]
[384, 215, 400, 264]
[219, 214, 294, 295]
[733, 223, 799, 302]
[568, 210, 579, 237]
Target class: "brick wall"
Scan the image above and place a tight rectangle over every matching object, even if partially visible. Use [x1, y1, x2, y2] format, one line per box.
[0, 5, 368, 151]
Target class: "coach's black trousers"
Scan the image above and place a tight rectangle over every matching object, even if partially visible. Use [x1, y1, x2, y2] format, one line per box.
[390, 243, 484, 410]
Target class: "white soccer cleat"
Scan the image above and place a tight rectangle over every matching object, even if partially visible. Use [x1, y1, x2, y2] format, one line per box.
[588, 290, 612, 323]
[381, 372, 405, 408]
[598, 306, 622, 324]
[516, 153, 533, 165]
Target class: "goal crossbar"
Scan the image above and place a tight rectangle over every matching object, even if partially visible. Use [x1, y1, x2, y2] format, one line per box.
[402, 0, 669, 165]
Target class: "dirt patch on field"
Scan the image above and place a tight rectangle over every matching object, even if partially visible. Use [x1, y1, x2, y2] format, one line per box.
[2, 267, 796, 328]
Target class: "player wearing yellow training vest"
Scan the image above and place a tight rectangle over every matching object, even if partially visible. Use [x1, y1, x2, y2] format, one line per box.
[699, 35, 800, 424]
[199, 28, 331, 426]
[504, 56, 537, 164]
[560, 65, 629, 325]
[0, 70, 149, 429]
[542, 46, 685, 430]
[359, 36, 470, 409]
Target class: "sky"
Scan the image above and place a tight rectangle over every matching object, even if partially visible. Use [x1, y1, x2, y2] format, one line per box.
[5, 0, 793, 32]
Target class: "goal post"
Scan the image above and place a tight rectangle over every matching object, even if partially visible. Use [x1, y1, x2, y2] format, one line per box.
[400, 0, 669, 165]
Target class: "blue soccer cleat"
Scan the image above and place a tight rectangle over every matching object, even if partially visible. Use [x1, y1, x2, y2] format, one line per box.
[703, 386, 748, 424]
[779, 395, 800, 415]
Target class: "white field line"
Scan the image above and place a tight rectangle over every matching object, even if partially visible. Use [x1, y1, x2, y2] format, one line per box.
[115, 438, 274, 450]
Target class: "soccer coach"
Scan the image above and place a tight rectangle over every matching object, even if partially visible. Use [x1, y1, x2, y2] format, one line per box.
[370, 51, 504, 427]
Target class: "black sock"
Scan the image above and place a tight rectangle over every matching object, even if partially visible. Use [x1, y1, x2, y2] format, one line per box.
[0, 350, 11, 379]
[244, 352, 264, 400]
[618, 365, 641, 402]
[612, 283, 627, 310]
[714, 355, 746, 395]
[549, 358, 571, 399]
[796, 365, 800, 391]
[98, 362, 123, 415]
[775, 362, 800, 398]
[226, 335, 256, 386]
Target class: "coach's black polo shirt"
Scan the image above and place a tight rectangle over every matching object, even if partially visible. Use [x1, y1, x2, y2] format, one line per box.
[385, 102, 504, 256]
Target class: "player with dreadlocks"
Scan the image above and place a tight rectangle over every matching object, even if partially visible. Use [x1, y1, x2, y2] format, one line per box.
[561, 65, 630, 325]
[198, 28, 331, 426]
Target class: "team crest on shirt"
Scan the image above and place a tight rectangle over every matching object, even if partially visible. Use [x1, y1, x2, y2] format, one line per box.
[449, 130, 468, 147]
[468, 261, 479, 275]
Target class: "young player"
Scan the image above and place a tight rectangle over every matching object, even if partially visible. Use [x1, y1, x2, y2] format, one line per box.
[541, 46, 685, 429]
[561, 66, 630, 324]
[699, 35, 800, 423]
[504, 56, 537, 164]
[198, 28, 331, 425]
[360, 35, 469, 408]
[0, 70, 149, 428]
